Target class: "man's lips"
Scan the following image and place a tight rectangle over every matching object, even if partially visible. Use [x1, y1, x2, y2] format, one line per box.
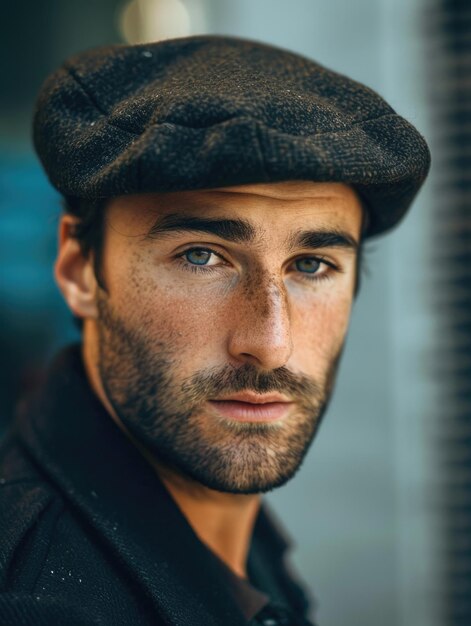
[207, 393, 294, 422]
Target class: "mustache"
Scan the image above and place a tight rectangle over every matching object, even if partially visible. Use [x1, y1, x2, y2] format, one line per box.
[180, 362, 327, 410]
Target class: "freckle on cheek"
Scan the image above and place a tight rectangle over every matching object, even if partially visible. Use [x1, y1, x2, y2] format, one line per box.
[112, 249, 156, 318]
[117, 249, 211, 341]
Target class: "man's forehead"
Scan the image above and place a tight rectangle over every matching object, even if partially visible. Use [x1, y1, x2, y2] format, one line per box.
[208, 180, 359, 200]
[106, 181, 363, 228]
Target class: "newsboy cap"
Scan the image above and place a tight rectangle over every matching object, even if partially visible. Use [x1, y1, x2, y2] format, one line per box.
[33, 34, 430, 237]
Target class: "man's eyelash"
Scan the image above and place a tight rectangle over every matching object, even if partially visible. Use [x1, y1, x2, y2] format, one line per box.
[174, 247, 340, 281]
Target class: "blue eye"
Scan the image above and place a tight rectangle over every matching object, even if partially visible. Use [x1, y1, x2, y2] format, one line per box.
[295, 258, 321, 274]
[184, 249, 212, 265]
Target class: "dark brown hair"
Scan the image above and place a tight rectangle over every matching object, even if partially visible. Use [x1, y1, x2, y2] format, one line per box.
[62, 196, 108, 292]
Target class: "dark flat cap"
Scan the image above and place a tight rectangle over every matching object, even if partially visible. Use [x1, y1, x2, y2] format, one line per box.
[33, 34, 431, 237]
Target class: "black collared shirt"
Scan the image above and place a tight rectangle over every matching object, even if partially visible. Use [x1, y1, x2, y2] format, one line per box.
[0, 344, 317, 625]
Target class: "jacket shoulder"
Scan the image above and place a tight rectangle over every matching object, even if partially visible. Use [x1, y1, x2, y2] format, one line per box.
[0, 434, 58, 590]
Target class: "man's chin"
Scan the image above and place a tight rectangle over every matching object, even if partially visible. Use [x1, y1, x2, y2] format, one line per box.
[153, 449, 306, 496]
[205, 473, 301, 496]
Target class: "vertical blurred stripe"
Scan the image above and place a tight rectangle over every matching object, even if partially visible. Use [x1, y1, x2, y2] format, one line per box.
[426, 2, 471, 624]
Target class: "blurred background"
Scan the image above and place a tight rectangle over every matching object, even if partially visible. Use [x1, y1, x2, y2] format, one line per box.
[1, 1, 470, 625]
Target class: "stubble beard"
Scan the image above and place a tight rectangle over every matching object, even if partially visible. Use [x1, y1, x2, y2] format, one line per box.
[96, 291, 343, 494]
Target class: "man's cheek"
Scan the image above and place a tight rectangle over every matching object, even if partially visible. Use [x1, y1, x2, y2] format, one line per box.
[130, 292, 228, 356]
[294, 300, 351, 373]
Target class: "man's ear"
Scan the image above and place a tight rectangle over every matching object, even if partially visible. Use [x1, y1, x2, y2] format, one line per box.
[54, 215, 99, 320]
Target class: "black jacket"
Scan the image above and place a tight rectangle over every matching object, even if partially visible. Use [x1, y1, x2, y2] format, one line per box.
[0, 345, 316, 625]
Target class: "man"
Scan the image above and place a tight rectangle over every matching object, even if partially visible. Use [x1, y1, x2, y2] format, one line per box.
[0, 35, 430, 625]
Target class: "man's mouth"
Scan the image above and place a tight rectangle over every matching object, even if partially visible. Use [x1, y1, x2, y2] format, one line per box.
[207, 392, 294, 422]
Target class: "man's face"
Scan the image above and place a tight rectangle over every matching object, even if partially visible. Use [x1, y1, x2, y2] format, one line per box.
[91, 181, 363, 494]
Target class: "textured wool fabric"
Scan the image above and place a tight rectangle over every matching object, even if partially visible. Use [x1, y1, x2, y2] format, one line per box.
[33, 34, 431, 238]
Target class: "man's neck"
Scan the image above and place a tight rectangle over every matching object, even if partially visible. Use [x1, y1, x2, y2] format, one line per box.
[82, 334, 261, 580]
[154, 462, 261, 579]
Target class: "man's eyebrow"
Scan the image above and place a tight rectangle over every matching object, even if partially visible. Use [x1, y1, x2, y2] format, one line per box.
[144, 212, 358, 252]
[145, 214, 256, 243]
[286, 229, 359, 253]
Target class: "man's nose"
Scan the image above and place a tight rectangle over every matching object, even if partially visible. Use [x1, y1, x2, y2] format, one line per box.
[226, 277, 294, 370]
